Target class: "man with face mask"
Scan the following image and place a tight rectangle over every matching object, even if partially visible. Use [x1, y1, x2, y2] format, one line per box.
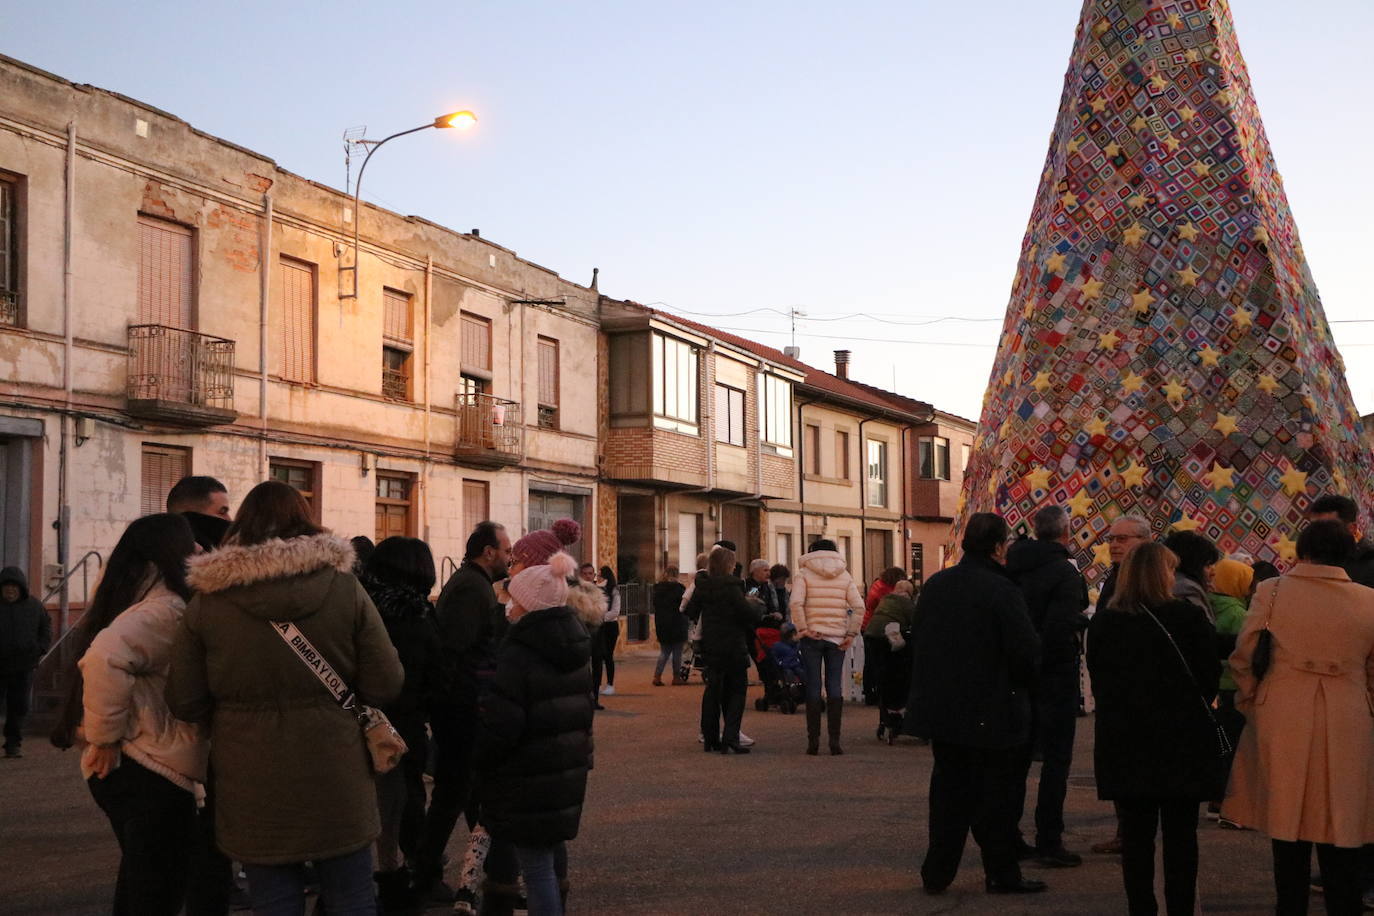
[0, 567, 51, 758]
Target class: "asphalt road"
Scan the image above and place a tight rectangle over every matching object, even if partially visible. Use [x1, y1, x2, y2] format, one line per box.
[0, 653, 1280, 914]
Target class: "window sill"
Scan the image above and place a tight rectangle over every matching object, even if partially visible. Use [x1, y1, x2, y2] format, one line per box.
[653, 416, 699, 436]
[803, 473, 855, 487]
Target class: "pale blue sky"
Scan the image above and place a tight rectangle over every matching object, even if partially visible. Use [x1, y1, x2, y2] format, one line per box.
[5, 0, 1371, 420]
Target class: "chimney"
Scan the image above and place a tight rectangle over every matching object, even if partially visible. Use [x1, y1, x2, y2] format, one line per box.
[834, 349, 851, 379]
[470, 228, 481, 237]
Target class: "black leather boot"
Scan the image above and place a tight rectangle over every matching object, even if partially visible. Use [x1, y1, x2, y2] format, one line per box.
[805, 699, 823, 755]
[827, 700, 845, 755]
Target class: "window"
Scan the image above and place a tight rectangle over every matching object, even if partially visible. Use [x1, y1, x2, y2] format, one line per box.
[462, 479, 490, 538]
[459, 374, 489, 398]
[137, 215, 194, 328]
[528, 490, 584, 562]
[775, 531, 794, 571]
[759, 373, 793, 453]
[0, 174, 19, 327]
[919, 436, 951, 480]
[805, 425, 821, 475]
[838, 536, 853, 565]
[141, 443, 190, 516]
[835, 430, 851, 479]
[867, 439, 888, 507]
[961, 442, 971, 472]
[537, 337, 559, 429]
[677, 512, 704, 573]
[608, 332, 651, 424]
[652, 332, 699, 433]
[275, 256, 316, 384]
[375, 471, 415, 541]
[382, 288, 412, 401]
[715, 384, 746, 446]
[270, 458, 321, 522]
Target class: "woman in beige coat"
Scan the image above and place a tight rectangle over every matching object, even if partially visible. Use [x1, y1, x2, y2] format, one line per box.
[1222, 520, 1374, 915]
[791, 539, 864, 755]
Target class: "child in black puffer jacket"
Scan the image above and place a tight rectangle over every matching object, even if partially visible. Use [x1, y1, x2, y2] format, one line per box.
[476, 552, 593, 916]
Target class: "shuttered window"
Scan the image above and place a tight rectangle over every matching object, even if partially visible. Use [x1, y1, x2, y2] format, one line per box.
[375, 471, 415, 541]
[0, 175, 18, 326]
[276, 257, 316, 384]
[537, 337, 559, 429]
[141, 443, 190, 516]
[462, 479, 489, 537]
[383, 288, 412, 345]
[382, 289, 413, 401]
[137, 215, 194, 328]
[270, 458, 321, 522]
[461, 313, 491, 373]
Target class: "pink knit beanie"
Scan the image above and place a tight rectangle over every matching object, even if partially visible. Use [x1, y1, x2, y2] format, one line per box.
[511, 518, 581, 569]
[509, 552, 577, 613]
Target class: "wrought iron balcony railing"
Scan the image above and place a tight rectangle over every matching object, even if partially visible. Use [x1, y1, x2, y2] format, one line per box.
[382, 367, 410, 401]
[0, 289, 17, 327]
[126, 324, 238, 426]
[454, 392, 523, 467]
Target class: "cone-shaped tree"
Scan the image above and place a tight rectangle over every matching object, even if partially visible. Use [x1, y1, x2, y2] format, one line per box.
[956, 0, 1372, 579]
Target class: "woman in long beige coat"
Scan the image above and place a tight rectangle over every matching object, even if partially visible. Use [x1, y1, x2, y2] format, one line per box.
[1222, 520, 1374, 915]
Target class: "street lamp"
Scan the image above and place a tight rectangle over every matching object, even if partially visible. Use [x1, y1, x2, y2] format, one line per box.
[340, 110, 478, 299]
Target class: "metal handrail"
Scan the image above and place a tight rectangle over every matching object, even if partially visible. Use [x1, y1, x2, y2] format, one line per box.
[439, 556, 459, 588]
[37, 550, 103, 662]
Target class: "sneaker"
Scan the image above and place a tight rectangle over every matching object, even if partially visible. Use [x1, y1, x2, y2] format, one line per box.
[737, 732, 755, 748]
[1205, 803, 1221, 821]
[1217, 817, 1250, 830]
[697, 733, 704, 743]
[600, 685, 616, 696]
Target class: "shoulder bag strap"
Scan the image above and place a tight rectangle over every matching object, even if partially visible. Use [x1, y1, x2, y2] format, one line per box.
[270, 621, 358, 711]
[1139, 606, 1202, 691]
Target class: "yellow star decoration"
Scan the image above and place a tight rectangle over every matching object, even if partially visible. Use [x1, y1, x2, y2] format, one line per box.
[1093, 542, 1115, 568]
[1275, 535, 1298, 563]
[1197, 345, 1221, 368]
[1085, 416, 1110, 439]
[1181, 105, 1198, 121]
[1121, 370, 1145, 395]
[1172, 516, 1203, 533]
[1168, 12, 1184, 28]
[1256, 374, 1280, 395]
[1098, 330, 1122, 350]
[1067, 489, 1095, 518]
[1213, 414, 1239, 436]
[1067, 137, 1084, 155]
[987, 475, 1000, 496]
[1127, 193, 1149, 209]
[1279, 466, 1309, 497]
[1177, 222, 1200, 241]
[1081, 278, 1105, 299]
[1150, 75, 1168, 91]
[1232, 308, 1254, 329]
[956, 492, 968, 515]
[1123, 223, 1148, 245]
[1033, 371, 1053, 393]
[1253, 225, 1270, 243]
[1061, 191, 1079, 208]
[1302, 393, 1317, 411]
[1025, 467, 1053, 492]
[1185, 49, 1202, 63]
[1104, 141, 1122, 157]
[1121, 461, 1148, 487]
[1178, 265, 1201, 286]
[1216, 87, 1234, 105]
[1163, 136, 1182, 153]
[1002, 369, 1014, 386]
[1132, 115, 1150, 132]
[1162, 378, 1187, 407]
[1131, 288, 1156, 314]
[1204, 463, 1236, 491]
[1091, 98, 1109, 113]
[1023, 301, 1036, 320]
[1046, 251, 1067, 272]
[1334, 468, 1350, 493]
[999, 418, 1013, 438]
[1191, 160, 1212, 178]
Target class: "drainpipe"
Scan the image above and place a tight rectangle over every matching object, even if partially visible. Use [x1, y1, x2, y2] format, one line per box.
[422, 255, 433, 541]
[258, 192, 272, 478]
[57, 120, 75, 635]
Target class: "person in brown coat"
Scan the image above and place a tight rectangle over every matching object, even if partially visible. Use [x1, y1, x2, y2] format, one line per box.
[167, 481, 403, 914]
[1222, 520, 1374, 916]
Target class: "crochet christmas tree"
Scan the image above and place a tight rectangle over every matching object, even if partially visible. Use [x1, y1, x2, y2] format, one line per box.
[956, 0, 1373, 579]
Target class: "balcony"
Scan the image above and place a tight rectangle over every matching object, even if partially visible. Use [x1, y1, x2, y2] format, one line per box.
[0, 289, 16, 327]
[126, 324, 238, 426]
[454, 392, 523, 468]
[382, 367, 410, 401]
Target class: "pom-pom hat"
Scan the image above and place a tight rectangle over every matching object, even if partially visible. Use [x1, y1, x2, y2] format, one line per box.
[509, 552, 577, 613]
[511, 518, 581, 569]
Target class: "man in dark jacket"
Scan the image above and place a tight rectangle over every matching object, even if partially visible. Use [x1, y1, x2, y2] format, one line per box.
[1309, 495, 1374, 587]
[0, 567, 50, 758]
[907, 513, 1046, 895]
[1006, 507, 1089, 868]
[414, 520, 511, 898]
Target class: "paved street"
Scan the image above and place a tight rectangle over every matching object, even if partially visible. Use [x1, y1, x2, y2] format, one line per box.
[2, 653, 1278, 914]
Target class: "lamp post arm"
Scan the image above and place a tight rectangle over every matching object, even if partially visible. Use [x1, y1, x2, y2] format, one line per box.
[347, 122, 433, 298]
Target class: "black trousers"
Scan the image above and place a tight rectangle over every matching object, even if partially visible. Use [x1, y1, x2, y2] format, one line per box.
[1274, 839, 1362, 916]
[1020, 679, 1079, 851]
[700, 664, 748, 746]
[596, 621, 619, 689]
[861, 635, 886, 704]
[185, 768, 233, 916]
[922, 741, 1023, 889]
[1116, 797, 1199, 916]
[1, 668, 33, 751]
[87, 758, 198, 916]
[415, 702, 479, 883]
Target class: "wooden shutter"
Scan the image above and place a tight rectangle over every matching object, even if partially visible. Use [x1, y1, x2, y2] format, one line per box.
[537, 337, 558, 406]
[141, 444, 190, 516]
[0, 178, 13, 295]
[462, 479, 489, 537]
[137, 216, 193, 328]
[276, 257, 316, 383]
[461, 313, 491, 372]
[383, 289, 412, 345]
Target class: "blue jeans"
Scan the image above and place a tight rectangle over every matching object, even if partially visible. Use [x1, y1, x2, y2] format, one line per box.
[800, 637, 844, 703]
[243, 845, 375, 916]
[654, 641, 684, 678]
[514, 843, 567, 915]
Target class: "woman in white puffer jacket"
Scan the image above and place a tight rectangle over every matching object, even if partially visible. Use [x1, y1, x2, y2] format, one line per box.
[791, 539, 864, 756]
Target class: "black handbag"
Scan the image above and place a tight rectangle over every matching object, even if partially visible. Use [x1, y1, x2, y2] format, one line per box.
[1250, 581, 1279, 683]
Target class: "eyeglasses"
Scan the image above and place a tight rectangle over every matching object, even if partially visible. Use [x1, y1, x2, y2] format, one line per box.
[1105, 534, 1146, 543]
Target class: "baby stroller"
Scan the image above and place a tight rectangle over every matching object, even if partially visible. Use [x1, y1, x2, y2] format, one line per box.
[755, 623, 805, 714]
[677, 638, 705, 683]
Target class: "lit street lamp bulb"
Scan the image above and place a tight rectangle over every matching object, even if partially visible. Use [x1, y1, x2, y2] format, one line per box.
[437, 110, 478, 130]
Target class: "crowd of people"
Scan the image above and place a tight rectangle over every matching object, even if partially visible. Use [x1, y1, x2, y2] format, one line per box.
[4, 466, 1374, 915]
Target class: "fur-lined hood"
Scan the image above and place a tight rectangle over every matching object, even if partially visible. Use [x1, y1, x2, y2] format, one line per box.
[187, 533, 357, 623]
[565, 579, 607, 631]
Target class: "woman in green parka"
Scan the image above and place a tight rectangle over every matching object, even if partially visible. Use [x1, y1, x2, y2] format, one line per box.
[167, 481, 403, 915]
[1207, 557, 1254, 820]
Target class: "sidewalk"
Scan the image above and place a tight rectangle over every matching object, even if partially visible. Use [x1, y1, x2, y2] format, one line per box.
[0, 654, 1277, 914]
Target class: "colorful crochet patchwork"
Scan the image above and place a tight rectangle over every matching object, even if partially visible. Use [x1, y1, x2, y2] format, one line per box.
[955, 0, 1373, 581]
